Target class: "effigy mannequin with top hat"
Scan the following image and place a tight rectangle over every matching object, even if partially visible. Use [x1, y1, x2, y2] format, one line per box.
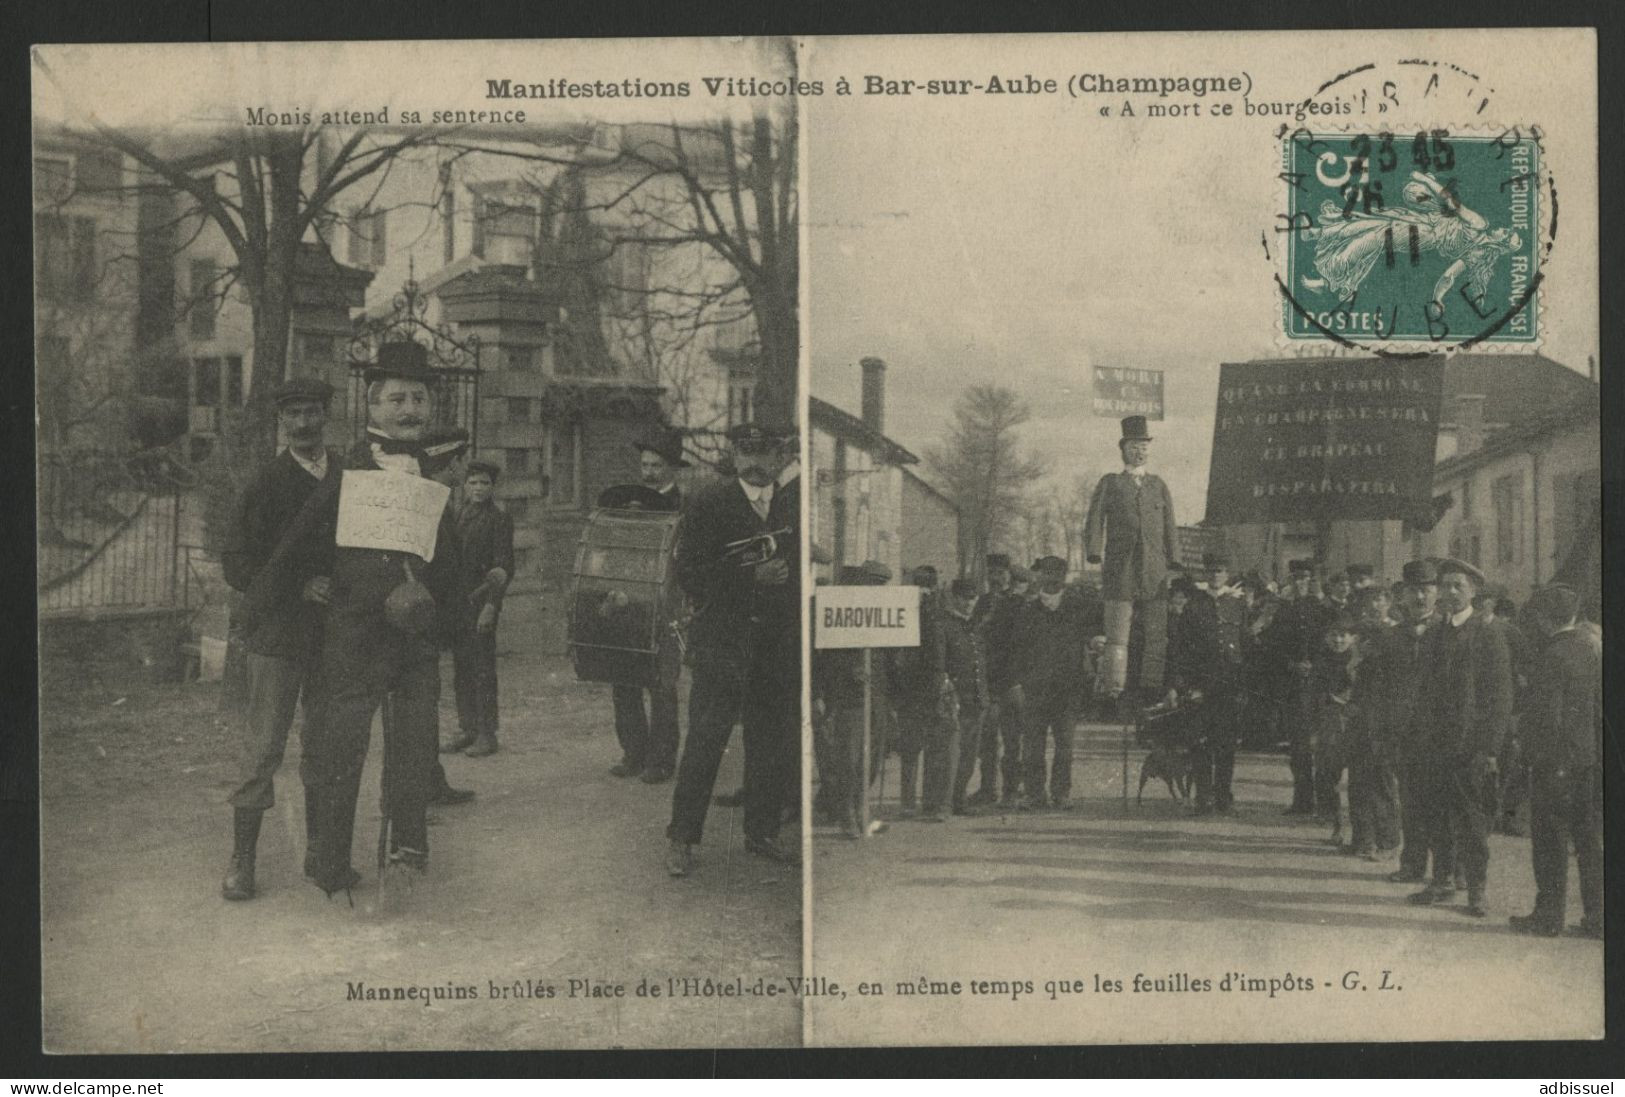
[1083, 415, 1180, 704]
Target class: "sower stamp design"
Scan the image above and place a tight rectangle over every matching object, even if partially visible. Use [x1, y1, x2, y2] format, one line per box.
[1278, 128, 1547, 349]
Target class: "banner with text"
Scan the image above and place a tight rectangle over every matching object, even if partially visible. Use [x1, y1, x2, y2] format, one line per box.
[1204, 358, 1444, 525]
[814, 585, 921, 649]
[1093, 366, 1164, 419]
[335, 470, 451, 562]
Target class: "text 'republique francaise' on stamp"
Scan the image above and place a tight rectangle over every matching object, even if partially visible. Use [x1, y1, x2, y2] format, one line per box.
[1265, 60, 1557, 356]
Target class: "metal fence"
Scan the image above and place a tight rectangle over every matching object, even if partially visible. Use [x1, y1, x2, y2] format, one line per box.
[37, 448, 193, 617]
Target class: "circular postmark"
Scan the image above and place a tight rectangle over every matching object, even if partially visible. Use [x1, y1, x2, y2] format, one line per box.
[1261, 60, 1557, 356]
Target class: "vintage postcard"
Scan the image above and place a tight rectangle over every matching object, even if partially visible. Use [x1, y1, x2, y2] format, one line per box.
[31, 27, 1604, 1057]
[804, 29, 1601, 1046]
[32, 37, 803, 1053]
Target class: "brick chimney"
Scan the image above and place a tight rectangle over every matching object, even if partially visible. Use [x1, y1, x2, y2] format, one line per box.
[860, 357, 886, 435]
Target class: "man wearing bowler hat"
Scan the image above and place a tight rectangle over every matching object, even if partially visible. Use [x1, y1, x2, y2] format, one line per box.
[1084, 415, 1179, 703]
[606, 428, 687, 784]
[219, 376, 340, 901]
[281, 341, 469, 896]
[664, 422, 800, 876]
[1405, 557, 1513, 917]
[1384, 558, 1444, 883]
[1510, 584, 1603, 939]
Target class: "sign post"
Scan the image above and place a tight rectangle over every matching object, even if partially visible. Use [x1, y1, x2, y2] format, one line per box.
[814, 584, 921, 838]
[1092, 366, 1164, 420]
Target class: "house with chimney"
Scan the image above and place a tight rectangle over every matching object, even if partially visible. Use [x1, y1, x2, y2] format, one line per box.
[1218, 354, 1599, 604]
[810, 357, 961, 582]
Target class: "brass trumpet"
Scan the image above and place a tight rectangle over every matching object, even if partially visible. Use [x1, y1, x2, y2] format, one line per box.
[721, 526, 792, 568]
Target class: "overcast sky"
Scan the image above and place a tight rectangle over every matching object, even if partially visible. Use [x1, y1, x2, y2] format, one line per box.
[804, 33, 1597, 524]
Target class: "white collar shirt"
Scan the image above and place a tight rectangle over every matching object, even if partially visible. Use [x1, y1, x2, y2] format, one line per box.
[740, 480, 773, 520]
[290, 448, 328, 480]
[370, 443, 420, 477]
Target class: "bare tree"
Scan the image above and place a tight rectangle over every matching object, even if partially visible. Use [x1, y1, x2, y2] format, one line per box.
[66, 124, 440, 446]
[926, 385, 1048, 582]
[442, 93, 799, 430]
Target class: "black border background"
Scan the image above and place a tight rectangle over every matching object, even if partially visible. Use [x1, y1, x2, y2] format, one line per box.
[4, 0, 1620, 1078]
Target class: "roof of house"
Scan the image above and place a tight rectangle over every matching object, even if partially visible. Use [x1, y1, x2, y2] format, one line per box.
[1438, 353, 1597, 427]
[809, 396, 919, 466]
[1433, 387, 1598, 480]
[901, 465, 957, 512]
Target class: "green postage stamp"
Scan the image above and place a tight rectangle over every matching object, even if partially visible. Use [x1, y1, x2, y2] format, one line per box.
[1280, 129, 1545, 349]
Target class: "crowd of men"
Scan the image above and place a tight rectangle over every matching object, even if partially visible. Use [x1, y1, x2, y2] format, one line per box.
[813, 549, 1602, 937]
[217, 342, 800, 905]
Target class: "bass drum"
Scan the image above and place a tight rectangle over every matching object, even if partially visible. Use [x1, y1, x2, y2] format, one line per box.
[566, 496, 683, 688]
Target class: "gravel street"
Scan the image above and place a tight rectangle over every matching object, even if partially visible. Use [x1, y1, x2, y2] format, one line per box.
[807, 722, 1604, 1047]
[41, 592, 802, 1052]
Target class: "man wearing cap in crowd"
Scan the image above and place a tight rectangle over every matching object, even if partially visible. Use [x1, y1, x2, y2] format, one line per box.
[606, 427, 688, 784]
[439, 457, 514, 760]
[1197, 552, 1245, 814]
[1084, 415, 1180, 704]
[941, 577, 989, 817]
[1405, 557, 1513, 918]
[664, 422, 800, 876]
[1510, 584, 1602, 939]
[1264, 558, 1332, 815]
[1012, 555, 1098, 810]
[969, 554, 1022, 806]
[282, 341, 470, 896]
[889, 565, 949, 816]
[218, 376, 340, 901]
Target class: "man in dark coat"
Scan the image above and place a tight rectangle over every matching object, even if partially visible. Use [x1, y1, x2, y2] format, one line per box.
[1084, 415, 1179, 700]
[890, 565, 948, 815]
[941, 578, 989, 817]
[1406, 558, 1514, 918]
[972, 555, 1029, 807]
[664, 423, 800, 876]
[444, 459, 515, 759]
[608, 428, 687, 783]
[1264, 559, 1332, 814]
[1197, 553, 1246, 814]
[1385, 559, 1444, 884]
[1012, 556, 1096, 809]
[281, 343, 468, 896]
[1165, 574, 1225, 814]
[218, 377, 339, 901]
[1509, 584, 1603, 938]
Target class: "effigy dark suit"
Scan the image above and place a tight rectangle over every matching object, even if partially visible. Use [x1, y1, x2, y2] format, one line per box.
[287, 439, 466, 889]
[1084, 469, 1179, 698]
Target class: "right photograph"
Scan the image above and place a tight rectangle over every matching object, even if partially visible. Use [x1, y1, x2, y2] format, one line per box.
[802, 31, 1603, 1046]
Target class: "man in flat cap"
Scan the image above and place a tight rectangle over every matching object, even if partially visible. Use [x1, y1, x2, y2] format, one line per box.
[219, 376, 339, 900]
[443, 458, 515, 760]
[1085, 415, 1179, 702]
[1011, 555, 1098, 809]
[1264, 558, 1334, 815]
[1406, 558, 1513, 917]
[1510, 585, 1602, 938]
[278, 341, 469, 896]
[665, 422, 800, 876]
[890, 565, 948, 816]
[607, 428, 688, 783]
[969, 553, 1020, 806]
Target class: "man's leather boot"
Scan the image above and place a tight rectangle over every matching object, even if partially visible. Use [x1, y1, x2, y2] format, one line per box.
[222, 809, 262, 901]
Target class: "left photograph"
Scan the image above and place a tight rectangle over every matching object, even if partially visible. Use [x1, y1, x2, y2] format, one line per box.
[33, 39, 802, 1052]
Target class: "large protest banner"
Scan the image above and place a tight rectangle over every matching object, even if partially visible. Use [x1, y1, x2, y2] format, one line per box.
[1205, 358, 1445, 524]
